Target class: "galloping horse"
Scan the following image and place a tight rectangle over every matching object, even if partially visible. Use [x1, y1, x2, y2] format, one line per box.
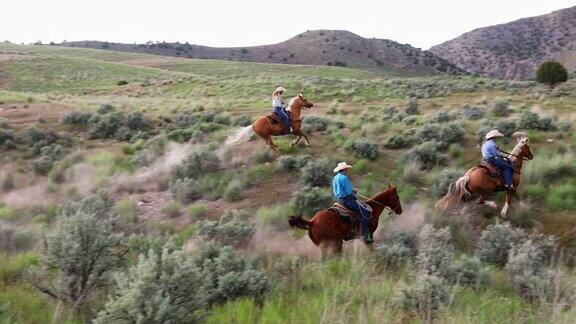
[436, 136, 533, 217]
[289, 186, 403, 257]
[225, 95, 314, 155]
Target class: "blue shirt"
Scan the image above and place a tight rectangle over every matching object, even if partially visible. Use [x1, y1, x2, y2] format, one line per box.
[332, 172, 354, 199]
[481, 139, 500, 159]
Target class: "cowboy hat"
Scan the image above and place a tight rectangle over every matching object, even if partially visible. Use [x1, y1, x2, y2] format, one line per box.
[334, 161, 353, 173]
[275, 86, 287, 93]
[485, 130, 504, 140]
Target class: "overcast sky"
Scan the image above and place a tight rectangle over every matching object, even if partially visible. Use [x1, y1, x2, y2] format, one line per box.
[1, 0, 575, 49]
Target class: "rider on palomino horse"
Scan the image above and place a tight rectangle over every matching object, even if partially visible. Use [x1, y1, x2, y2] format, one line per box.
[482, 130, 515, 190]
[332, 161, 373, 243]
[272, 86, 292, 133]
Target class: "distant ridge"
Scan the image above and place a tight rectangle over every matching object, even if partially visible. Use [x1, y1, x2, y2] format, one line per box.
[430, 6, 576, 80]
[61, 30, 466, 77]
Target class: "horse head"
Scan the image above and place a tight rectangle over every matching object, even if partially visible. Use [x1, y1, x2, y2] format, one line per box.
[290, 94, 314, 110]
[373, 185, 403, 215]
[515, 136, 533, 161]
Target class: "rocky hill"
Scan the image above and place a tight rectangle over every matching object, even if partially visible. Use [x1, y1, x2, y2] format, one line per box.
[430, 6, 576, 80]
[61, 30, 465, 76]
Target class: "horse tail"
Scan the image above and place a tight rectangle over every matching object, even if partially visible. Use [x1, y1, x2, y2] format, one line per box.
[288, 215, 312, 230]
[435, 170, 472, 212]
[225, 125, 254, 146]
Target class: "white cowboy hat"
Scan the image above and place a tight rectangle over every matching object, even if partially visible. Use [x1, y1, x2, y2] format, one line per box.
[485, 130, 504, 140]
[275, 86, 287, 93]
[334, 161, 353, 173]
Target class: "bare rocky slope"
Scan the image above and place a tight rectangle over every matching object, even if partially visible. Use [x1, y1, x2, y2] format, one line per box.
[430, 6, 576, 80]
[61, 30, 465, 76]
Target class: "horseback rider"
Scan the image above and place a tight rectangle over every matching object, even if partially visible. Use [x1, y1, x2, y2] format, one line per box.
[482, 130, 515, 190]
[332, 162, 373, 243]
[272, 86, 292, 133]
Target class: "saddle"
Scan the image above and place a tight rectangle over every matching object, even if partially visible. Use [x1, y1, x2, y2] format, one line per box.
[478, 161, 501, 179]
[328, 202, 373, 241]
[266, 110, 292, 134]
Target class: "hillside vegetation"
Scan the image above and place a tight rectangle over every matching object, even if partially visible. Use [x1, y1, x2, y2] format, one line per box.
[61, 30, 466, 77]
[431, 6, 576, 80]
[0, 44, 575, 323]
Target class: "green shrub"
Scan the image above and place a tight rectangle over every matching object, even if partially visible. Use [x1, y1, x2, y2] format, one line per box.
[477, 223, 525, 267]
[449, 255, 490, 287]
[252, 148, 275, 164]
[404, 97, 420, 115]
[492, 98, 511, 117]
[460, 104, 485, 120]
[161, 200, 182, 218]
[291, 187, 332, 216]
[198, 210, 255, 247]
[223, 182, 244, 202]
[302, 116, 331, 132]
[354, 159, 369, 174]
[405, 141, 447, 170]
[0, 252, 40, 285]
[518, 111, 556, 131]
[61, 111, 93, 125]
[536, 61, 568, 87]
[345, 139, 379, 160]
[416, 225, 454, 277]
[506, 234, 558, 300]
[173, 150, 220, 179]
[395, 274, 449, 318]
[546, 184, 576, 211]
[384, 133, 417, 149]
[429, 109, 456, 123]
[30, 210, 124, 311]
[113, 196, 138, 224]
[233, 115, 253, 127]
[169, 178, 202, 203]
[300, 158, 333, 187]
[187, 203, 209, 221]
[278, 155, 312, 172]
[257, 204, 293, 230]
[95, 244, 208, 323]
[374, 231, 417, 269]
[432, 169, 462, 197]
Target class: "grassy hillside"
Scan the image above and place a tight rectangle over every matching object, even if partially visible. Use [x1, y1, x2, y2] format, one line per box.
[0, 44, 575, 323]
[60, 30, 466, 76]
[431, 6, 576, 80]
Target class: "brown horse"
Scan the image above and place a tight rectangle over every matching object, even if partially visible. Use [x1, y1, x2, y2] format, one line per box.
[225, 94, 314, 155]
[436, 136, 533, 218]
[289, 186, 403, 257]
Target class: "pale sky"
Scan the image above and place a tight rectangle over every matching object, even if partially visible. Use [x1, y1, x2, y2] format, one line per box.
[1, 0, 575, 49]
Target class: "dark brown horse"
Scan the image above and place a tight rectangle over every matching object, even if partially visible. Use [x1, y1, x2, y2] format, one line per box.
[225, 95, 314, 155]
[436, 136, 533, 218]
[289, 186, 403, 257]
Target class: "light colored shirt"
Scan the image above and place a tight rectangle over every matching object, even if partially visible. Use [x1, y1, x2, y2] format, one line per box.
[332, 172, 354, 199]
[272, 95, 285, 108]
[481, 139, 500, 159]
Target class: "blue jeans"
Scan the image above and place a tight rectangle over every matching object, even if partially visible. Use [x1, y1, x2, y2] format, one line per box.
[274, 106, 291, 129]
[485, 157, 514, 187]
[338, 195, 371, 239]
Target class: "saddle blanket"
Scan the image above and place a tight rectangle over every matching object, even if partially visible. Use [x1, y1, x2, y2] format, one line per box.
[266, 111, 292, 134]
[479, 161, 501, 178]
[329, 201, 373, 241]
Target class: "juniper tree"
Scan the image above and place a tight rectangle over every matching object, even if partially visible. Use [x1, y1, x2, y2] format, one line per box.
[536, 61, 568, 88]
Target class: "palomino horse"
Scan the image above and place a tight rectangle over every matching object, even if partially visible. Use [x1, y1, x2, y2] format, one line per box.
[289, 186, 403, 257]
[225, 94, 314, 155]
[435, 136, 533, 217]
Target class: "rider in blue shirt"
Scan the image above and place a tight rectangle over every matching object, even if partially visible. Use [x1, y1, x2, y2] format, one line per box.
[481, 130, 515, 189]
[332, 162, 373, 243]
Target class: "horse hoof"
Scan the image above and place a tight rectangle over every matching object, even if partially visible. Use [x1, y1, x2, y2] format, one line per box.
[485, 201, 497, 209]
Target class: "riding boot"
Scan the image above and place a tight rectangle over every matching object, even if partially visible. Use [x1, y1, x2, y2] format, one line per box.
[362, 219, 373, 244]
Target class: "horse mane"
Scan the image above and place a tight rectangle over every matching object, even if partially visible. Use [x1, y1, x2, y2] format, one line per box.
[368, 187, 395, 204]
[508, 137, 527, 161]
[287, 96, 298, 111]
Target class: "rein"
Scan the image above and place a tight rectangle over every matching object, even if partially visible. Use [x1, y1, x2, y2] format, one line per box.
[357, 193, 388, 207]
[499, 149, 530, 161]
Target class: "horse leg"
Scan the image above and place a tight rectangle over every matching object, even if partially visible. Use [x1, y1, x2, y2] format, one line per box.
[500, 191, 512, 218]
[302, 132, 312, 147]
[291, 136, 302, 147]
[264, 135, 280, 156]
[477, 195, 497, 209]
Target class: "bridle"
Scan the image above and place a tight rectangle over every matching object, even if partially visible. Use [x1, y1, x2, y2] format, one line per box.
[499, 148, 532, 161]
